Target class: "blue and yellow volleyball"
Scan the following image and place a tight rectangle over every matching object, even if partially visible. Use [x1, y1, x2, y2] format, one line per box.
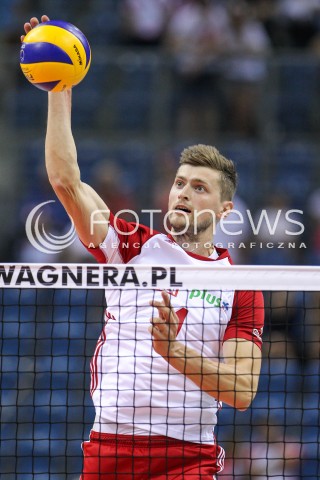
[20, 20, 91, 92]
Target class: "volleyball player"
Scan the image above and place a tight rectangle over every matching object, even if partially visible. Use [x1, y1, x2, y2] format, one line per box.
[23, 16, 264, 480]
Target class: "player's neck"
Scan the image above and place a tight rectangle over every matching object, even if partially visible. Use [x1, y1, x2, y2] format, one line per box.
[171, 233, 215, 257]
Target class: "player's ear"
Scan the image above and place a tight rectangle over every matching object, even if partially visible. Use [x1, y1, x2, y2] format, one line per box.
[217, 201, 233, 220]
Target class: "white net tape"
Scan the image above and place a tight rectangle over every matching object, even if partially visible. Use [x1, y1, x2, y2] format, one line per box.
[1, 263, 320, 290]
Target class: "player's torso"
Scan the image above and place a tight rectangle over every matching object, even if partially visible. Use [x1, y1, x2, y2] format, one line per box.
[100, 234, 234, 374]
[91, 233, 235, 441]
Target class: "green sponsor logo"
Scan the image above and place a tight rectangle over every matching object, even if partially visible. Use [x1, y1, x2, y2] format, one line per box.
[189, 289, 222, 307]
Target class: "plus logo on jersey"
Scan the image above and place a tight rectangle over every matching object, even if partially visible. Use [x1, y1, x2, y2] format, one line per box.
[222, 301, 230, 312]
[189, 289, 229, 310]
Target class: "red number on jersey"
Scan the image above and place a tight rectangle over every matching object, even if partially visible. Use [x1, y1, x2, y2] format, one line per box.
[176, 308, 188, 334]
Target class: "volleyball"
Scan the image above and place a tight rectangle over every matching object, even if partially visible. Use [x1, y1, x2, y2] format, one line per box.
[20, 20, 91, 92]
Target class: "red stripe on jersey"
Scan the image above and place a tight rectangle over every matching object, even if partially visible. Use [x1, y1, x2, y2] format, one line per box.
[83, 242, 107, 263]
[186, 246, 232, 262]
[84, 216, 234, 264]
[85, 213, 159, 264]
[108, 213, 159, 263]
[223, 291, 265, 349]
[216, 445, 226, 473]
[90, 326, 107, 396]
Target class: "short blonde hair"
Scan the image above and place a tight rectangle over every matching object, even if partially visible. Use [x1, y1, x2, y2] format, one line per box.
[179, 144, 237, 200]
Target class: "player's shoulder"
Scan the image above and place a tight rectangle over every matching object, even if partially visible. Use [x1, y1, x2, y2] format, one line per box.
[233, 290, 264, 309]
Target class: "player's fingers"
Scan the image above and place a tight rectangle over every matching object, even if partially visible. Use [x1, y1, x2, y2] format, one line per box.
[157, 298, 177, 320]
[22, 18, 38, 38]
[149, 299, 163, 308]
[30, 17, 40, 28]
[148, 323, 169, 342]
[161, 291, 171, 305]
[152, 304, 173, 322]
[149, 324, 162, 339]
[150, 292, 172, 312]
[149, 316, 166, 328]
[23, 22, 32, 35]
[149, 291, 171, 307]
[160, 292, 177, 321]
[150, 316, 171, 335]
[21, 15, 50, 42]
[148, 324, 164, 337]
[149, 292, 177, 325]
[149, 300, 168, 320]
[150, 319, 176, 346]
[150, 302, 167, 314]
[21, 22, 32, 42]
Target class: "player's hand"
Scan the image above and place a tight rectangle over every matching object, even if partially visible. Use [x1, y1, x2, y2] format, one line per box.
[21, 15, 50, 42]
[149, 291, 179, 360]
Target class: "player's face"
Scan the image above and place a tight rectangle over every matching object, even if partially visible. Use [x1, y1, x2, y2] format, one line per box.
[168, 165, 232, 237]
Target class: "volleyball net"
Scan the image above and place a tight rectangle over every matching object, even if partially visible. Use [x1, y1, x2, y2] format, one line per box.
[1, 264, 319, 479]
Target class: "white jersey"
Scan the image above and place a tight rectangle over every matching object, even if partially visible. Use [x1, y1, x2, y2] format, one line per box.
[87, 214, 264, 444]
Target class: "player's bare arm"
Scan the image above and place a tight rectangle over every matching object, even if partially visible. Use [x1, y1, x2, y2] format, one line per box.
[149, 291, 262, 411]
[46, 91, 110, 246]
[22, 16, 110, 247]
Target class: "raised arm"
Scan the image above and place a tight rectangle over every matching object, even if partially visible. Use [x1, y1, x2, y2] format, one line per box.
[22, 17, 110, 247]
[149, 291, 262, 411]
[46, 90, 110, 246]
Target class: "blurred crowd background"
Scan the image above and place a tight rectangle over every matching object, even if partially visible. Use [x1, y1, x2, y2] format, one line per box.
[0, 1, 320, 479]
[1, 0, 320, 265]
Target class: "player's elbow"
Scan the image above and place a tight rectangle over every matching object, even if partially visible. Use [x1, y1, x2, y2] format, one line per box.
[47, 163, 81, 195]
[234, 389, 256, 411]
[235, 395, 252, 411]
[46, 148, 80, 190]
[49, 173, 79, 193]
[216, 386, 256, 411]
